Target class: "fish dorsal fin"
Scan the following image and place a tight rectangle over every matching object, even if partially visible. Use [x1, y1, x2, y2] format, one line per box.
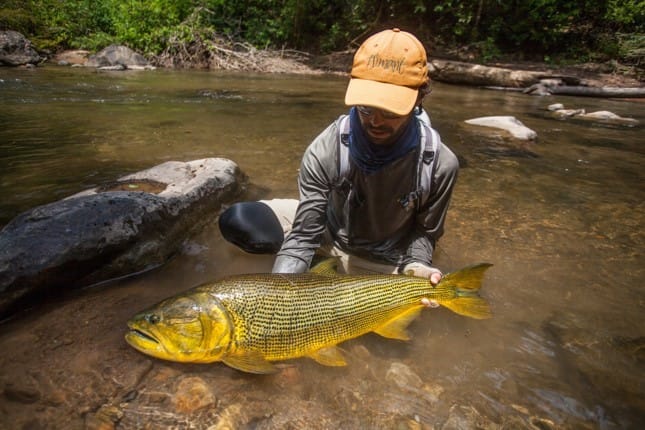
[373, 306, 424, 341]
[309, 258, 339, 276]
[307, 345, 347, 367]
[222, 350, 277, 374]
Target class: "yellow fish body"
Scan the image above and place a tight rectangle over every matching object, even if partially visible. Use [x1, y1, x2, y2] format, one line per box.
[125, 260, 492, 373]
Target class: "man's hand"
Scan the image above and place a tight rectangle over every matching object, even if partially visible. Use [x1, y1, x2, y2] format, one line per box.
[402, 262, 443, 285]
[403, 262, 442, 308]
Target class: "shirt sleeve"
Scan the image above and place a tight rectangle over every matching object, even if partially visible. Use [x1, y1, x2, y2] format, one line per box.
[272, 121, 339, 273]
[401, 136, 459, 268]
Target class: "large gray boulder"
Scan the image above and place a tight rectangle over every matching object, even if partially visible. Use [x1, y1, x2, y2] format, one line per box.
[85, 45, 151, 69]
[0, 30, 42, 66]
[0, 158, 246, 319]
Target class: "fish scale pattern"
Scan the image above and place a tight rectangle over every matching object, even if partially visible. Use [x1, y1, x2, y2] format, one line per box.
[209, 273, 452, 361]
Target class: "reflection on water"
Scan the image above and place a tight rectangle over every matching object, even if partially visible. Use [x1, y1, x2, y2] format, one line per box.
[0, 66, 643, 428]
[0, 67, 344, 224]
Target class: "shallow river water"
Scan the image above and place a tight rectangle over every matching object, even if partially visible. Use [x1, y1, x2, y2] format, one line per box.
[0, 66, 643, 429]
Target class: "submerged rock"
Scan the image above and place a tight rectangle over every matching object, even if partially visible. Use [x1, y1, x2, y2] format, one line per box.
[171, 376, 216, 413]
[551, 108, 586, 119]
[547, 103, 564, 111]
[465, 116, 538, 140]
[546, 104, 640, 127]
[385, 362, 423, 389]
[0, 158, 245, 320]
[578, 110, 639, 126]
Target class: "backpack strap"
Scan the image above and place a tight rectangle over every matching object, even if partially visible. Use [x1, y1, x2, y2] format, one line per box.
[417, 122, 440, 208]
[337, 114, 351, 181]
[399, 118, 438, 211]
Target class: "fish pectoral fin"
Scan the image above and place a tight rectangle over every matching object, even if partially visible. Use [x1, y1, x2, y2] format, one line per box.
[443, 297, 492, 320]
[307, 346, 347, 367]
[222, 351, 278, 374]
[309, 257, 339, 275]
[373, 306, 424, 340]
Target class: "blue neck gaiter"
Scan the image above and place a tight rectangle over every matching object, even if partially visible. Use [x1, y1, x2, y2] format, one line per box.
[348, 107, 419, 174]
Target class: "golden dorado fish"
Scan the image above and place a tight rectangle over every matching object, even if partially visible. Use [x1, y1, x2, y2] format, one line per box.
[125, 260, 492, 373]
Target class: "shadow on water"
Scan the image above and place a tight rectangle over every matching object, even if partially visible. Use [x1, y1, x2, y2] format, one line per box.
[0, 66, 643, 428]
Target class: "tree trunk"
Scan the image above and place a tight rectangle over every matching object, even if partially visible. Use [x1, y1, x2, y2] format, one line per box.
[428, 59, 580, 88]
[548, 86, 645, 98]
[428, 59, 645, 98]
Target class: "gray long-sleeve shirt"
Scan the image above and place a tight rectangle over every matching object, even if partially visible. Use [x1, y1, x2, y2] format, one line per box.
[273, 114, 459, 273]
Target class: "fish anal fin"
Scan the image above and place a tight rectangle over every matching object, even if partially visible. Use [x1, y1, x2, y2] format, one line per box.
[442, 297, 492, 320]
[307, 345, 347, 367]
[373, 306, 424, 340]
[222, 351, 277, 374]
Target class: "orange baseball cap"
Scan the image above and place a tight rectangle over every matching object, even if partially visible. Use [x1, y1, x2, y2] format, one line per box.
[345, 28, 428, 116]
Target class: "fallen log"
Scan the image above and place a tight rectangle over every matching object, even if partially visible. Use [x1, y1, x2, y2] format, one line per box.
[547, 85, 645, 98]
[523, 82, 645, 98]
[428, 59, 581, 87]
[429, 58, 645, 98]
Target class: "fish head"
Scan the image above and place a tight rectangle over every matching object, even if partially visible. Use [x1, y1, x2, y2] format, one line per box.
[125, 292, 232, 363]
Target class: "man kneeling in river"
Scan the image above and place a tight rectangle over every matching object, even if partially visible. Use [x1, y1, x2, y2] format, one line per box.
[219, 28, 459, 285]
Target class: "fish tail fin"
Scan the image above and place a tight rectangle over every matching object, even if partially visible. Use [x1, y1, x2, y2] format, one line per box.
[442, 263, 493, 292]
[442, 296, 492, 319]
[441, 263, 493, 319]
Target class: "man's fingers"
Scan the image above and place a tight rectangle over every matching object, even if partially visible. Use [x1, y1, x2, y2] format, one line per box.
[421, 298, 440, 308]
[430, 271, 442, 285]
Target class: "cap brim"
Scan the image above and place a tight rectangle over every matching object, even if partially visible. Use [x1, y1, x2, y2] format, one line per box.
[345, 78, 418, 116]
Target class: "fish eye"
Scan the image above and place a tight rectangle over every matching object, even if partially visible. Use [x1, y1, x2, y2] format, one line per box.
[146, 314, 161, 324]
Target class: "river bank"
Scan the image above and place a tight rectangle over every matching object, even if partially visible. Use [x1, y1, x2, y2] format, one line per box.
[50, 44, 645, 98]
[2, 27, 642, 90]
[61, 45, 645, 93]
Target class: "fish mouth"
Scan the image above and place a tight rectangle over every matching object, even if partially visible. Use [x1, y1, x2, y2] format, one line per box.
[128, 328, 159, 344]
[126, 321, 160, 345]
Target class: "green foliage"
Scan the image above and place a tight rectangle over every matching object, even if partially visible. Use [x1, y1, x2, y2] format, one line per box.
[0, 1, 35, 34]
[2, 0, 642, 64]
[26, 0, 115, 50]
[206, 0, 288, 47]
[108, 0, 194, 55]
[432, 0, 477, 40]
[615, 33, 645, 66]
[72, 31, 117, 51]
[0, 8, 35, 34]
[474, 37, 502, 62]
[606, 0, 645, 30]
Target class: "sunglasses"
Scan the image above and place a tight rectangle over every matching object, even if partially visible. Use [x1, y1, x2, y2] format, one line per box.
[356, 106, 405, 120]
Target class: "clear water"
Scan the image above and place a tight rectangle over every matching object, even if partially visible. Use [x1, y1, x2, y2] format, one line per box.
[0, 66, 643, 429]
